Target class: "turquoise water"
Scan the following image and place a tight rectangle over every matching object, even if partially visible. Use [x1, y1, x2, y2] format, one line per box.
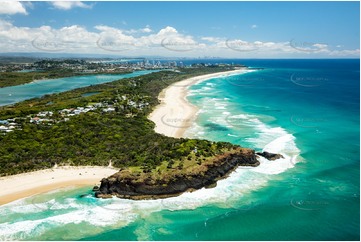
[0, 60, 359, 240]
[0, 70, 158, 106]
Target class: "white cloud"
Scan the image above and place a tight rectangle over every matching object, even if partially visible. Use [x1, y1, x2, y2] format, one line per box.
[50, 1, 92, 10]
[124, 26, 153, 34]
[139, 26, 190, 46]
[251, 24, 258, 29]
[141, 27, 152, 33]
[0, 19, 358, 58]
[0, 1, 27, 15]
[313, 43, 328, 49]
[94, 25, 122, 34]
[328, 49, 360, 56]
[95, 25, 138, 51]
[157, 26, 178, 35]
[201, 37, 224, 43]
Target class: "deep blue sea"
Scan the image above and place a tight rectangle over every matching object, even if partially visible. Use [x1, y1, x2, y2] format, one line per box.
[0, 59, 359, 240]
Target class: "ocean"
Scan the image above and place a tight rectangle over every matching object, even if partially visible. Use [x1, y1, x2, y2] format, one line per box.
[0, 59, 359, 240]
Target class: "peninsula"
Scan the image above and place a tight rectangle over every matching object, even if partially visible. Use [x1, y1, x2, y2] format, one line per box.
[0, 65, 283, 203]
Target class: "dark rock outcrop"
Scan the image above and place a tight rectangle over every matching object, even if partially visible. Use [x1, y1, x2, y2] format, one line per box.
[95, 149, 260, 200]
[256, 151, 284, 160]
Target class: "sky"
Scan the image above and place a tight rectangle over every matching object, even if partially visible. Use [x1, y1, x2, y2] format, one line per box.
[0, 1, 359, 58]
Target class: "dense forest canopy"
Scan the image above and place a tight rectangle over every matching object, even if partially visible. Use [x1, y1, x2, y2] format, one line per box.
[0, 67, 238, 176]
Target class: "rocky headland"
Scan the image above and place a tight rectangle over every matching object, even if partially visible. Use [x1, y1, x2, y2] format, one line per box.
[95, 148, 283, 200]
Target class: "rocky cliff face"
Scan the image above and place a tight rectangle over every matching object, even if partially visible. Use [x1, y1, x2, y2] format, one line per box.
[95, 148, 261, 200]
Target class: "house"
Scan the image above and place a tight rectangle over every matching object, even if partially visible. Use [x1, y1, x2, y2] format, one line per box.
[103, 107, 115, 112]
[30, 117, 40, 123]
[38, 111, 53, 117]
[0, 125, 13, 133]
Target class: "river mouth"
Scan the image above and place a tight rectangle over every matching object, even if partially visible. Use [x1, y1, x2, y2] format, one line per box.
[0, 70, 160, 107]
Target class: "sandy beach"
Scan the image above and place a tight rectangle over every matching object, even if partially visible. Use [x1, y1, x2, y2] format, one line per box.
[0, 166, 118, 205]
[148, 68, 251, 138]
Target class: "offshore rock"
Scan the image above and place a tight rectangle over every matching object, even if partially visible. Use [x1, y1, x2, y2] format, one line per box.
[256, 151, 284, 161]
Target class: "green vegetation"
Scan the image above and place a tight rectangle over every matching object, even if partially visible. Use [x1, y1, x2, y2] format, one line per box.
[0, 69, 131, 88]
[0, 70, 78, 88]
[0, 67, 239, 176]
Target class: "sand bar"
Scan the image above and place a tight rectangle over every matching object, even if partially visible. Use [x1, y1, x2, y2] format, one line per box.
[0, 166, 118, 205]
[148, 68, 252, 138]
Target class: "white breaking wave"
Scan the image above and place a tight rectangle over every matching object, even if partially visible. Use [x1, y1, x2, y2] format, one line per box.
[0, 196, 140, 240]
[0, 170, 263, 240]
[227, 133, 238, 137]
[205, 82, 216, 87]
[228, 112, 301, 174]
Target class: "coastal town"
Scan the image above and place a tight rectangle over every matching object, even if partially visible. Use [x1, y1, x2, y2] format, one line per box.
[0, 93, 150, 134]
[0, 58, 231, 73]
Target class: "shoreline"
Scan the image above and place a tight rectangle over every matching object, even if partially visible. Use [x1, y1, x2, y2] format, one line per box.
[148, 68, 252, 138]
[0, 166, 118, 205]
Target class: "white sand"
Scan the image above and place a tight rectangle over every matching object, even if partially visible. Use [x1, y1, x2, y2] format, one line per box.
[0, 166, 118, 205]
[148, 68, 251, 138]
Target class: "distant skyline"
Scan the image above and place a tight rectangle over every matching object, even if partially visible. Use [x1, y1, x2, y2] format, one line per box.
[0, 1, 359, 58]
